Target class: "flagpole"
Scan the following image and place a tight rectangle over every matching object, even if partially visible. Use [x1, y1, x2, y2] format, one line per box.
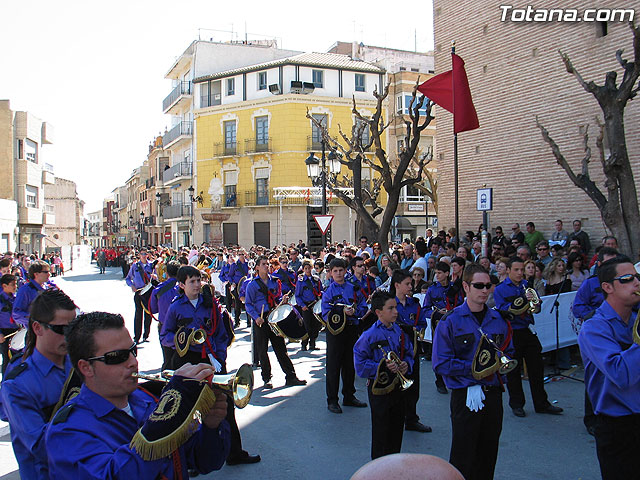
[452, 41, 459, 248]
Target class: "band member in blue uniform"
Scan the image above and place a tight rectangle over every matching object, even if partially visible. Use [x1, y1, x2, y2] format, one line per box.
[348, 256, 376, 300]
[578, 257, 640, 480]
[1, 274, 18, 375]
[494, 257, 563, 418]
[273, 256, 296, 296]
[295, 259, 323, 351]
[571, 247, 619, 435]
[149, 260, 180, 370]
[229, 251, 249, 327]
[220, 254, 233, 311]
[245, 256, 306, 389]
[46, 311, 230, 479]
[390, 269, 431, 433]
[12, 260, 53, 328]
[354, 290, 414, 459]
[433, 264, 514, 480]
[124, 248, 155, 344]
[322, 258, 368, 414]
[1, 289, 77, 480]
[423, 261, 464, 394]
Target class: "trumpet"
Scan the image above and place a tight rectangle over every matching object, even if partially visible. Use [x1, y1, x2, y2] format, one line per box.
[188, 328, 207, 346]
[497, 354, 518, 375]
[132, 363, 254, 408]
[526, 287, 541, 313]
[379, 347, 413, 391]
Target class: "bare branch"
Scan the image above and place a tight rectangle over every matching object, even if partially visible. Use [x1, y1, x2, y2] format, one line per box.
[559, 50, 600, 96]
[581, 124, 591, 177]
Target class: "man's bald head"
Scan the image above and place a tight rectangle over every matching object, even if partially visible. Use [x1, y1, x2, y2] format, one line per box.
[350, 454, 464, 480]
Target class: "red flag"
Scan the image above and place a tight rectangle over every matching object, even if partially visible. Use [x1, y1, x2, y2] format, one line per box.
[418, 53, 479, 134]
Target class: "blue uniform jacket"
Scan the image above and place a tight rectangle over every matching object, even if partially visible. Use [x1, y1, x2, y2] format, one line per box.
[294, 274, 322, 306]
[321, 281, 367, 325]
[45, 383, 230, 479]
[149, 278, 179, 324]
[273, 268, 296, 294]
[239, 275, 254, 299]
[572, 275, 604, 321]
[219, 262, 231, 282]
[1, 349, 72, 480]
[228, 260, 249, 285]
[578, 301, 640, 416]
[0, 290, 16, 329]
[493, 278, 535, 330]
[245, 276, 282, 320]
[12, 280, 45, 327]
[395, 296, 428, 330]
[348, 274, 376, 300]
[432, 302, 514, 390]
[163, 294, 229, 361]
[354, 320, 414, 379]
[422, 281, 464, 318]
[125, 261, 154, 290]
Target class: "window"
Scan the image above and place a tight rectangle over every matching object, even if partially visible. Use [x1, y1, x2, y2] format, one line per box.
[397, 139, 404, 152]
[258, 72, 267, 90]
[355, 74, 365, 92]
[184, 149, 191, 164]
[200, 82, 210, 107]
[224, 170, 238, 207]
[255, 168, 269, 205]
[26, 185, 38, 208]
[312, 69, 324, 88]
[355, 118, 370, 147]
[227, 78, 235, 96]
[224, 121, 236, 155]
[25, 139, 37, 163]
[200, 80, 221, 107]
[255, 116, 269, 151]
[396, 94, 430, 115]
[311, 114, 327, 150]
[361, 167, 372, 195]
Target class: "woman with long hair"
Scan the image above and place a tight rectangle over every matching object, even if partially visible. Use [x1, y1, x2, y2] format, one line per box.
[567, 252, 588, 291]
[494, 257, 509, 283]
[543, 258, 572, 295]
[524, 259, 545, 297]
[389, 270, 431, 433]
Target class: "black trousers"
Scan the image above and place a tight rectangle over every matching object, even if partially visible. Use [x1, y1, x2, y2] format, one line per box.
[233, 284, 243, 324]
[326, 324, 358, 405]
[450, 387, 503, 480]
[301, 307, 319, 348]
[403, 350, 421, 424]
[594, 414, 640, 480]
[157, 323, 173, 371]
[170, 350, 245, 458]
[506, 327, 549, 410]
[253, 321, 296, 382]
[1, 327, 19, 376]
[367, 384, 405, 460]
[133, 292, 152, 343]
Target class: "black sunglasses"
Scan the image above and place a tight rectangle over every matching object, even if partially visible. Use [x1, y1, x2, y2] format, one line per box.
[470, 282, 493, 290]
[612, 273, 640, 285]
[41, 322, 68, 335]
[88, 343, 138, 365]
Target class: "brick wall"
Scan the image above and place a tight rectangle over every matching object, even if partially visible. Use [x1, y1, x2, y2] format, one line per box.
[433, 1, 640, 251]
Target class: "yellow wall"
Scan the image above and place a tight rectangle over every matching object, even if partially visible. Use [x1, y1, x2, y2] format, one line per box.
[196, 97, 385, 209]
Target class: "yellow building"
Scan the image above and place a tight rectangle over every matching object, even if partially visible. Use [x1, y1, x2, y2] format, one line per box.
[193, 52, 385, 248]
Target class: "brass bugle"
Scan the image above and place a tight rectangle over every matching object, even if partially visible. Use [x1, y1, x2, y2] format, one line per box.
[189, 328, 207, 345]
[526, 287, 540, 313]
[132, 363, 254, 408]
[385, 350, 414, 391]
[498, 355, 518, 375]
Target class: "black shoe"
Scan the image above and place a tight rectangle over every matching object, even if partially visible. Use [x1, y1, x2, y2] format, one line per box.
[141, 337, 149, 343]
[343, 397, 367, 408]
[436, 384, 448, 394]
[188, 469, 199, 477]
[301, 344, 308, 351]
[536, 404, 563, 415]
[310, 344, 319, 350]
[328, 403, 343, 414]
[263, 381, 273, 389]
[405, 421, 432, 433]
[512, 407, 526, 417]
[226, 453, 261, 465]
[586, 425, 596, 436]
[285, 377, 307, 386]
[234, 321, 240, 328]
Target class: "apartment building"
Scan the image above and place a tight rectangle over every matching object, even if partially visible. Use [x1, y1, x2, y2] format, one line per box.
[44, 177, 85, 250]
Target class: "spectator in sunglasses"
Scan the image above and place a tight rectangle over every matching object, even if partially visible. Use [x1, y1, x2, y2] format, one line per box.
[47, 311, 230, 478]
[1, 289, 77, 480]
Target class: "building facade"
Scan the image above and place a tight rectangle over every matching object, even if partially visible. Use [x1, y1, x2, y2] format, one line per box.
[44, 177, 85, 251]
[432, 1, 640, 247]
[86, 210, 102, 248]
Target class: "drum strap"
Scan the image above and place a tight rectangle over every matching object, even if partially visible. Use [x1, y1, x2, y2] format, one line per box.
[414, 304, 421, 327]
[400, 331, 405, 361]
[137, 262, 150, 284]
[499, 319, 513, 352]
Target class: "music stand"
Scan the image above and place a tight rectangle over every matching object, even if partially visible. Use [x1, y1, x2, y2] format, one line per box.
[545, 275, 583, 383]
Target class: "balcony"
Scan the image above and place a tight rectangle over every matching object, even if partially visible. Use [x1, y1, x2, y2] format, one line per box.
[162, 161, 192, 185]
[162, 203, 192, 220]
[42, 163, 55, 184]
[307, 136, 324, 152]
[162, 81, 192, 114]
[163, 121, 192, 149]
[43, 205, 55, 224]
[213, 142, 238, 157]
[245, 138, 271, 154]
[240, 188, 345, 208]
[145, 176, 156, 189]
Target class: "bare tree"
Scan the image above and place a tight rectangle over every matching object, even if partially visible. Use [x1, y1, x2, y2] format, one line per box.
[307, 82, 434, 251]
[536, 22, 640, 257]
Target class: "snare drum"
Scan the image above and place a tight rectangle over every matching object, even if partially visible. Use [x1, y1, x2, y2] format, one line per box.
[267, 304, 308, 342]
[312, 300, 325, 327]
[9, 328, 27, 352]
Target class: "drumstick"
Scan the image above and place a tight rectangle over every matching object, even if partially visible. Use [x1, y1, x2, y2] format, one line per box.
[259, 304, 264, 327]
[3, 329, 24, 340]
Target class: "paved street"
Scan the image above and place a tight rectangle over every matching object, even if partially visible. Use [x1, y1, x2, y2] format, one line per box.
[1, 264, 600, 479]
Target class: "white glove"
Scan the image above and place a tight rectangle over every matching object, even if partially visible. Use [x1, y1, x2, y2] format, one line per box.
[208, 354, 222, 373]
[528, 324, 537, 335]
[466, 384, 486, 412]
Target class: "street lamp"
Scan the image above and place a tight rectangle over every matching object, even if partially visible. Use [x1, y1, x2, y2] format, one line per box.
[187, 185, 195, 246]
[139, 211, 145, 247]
